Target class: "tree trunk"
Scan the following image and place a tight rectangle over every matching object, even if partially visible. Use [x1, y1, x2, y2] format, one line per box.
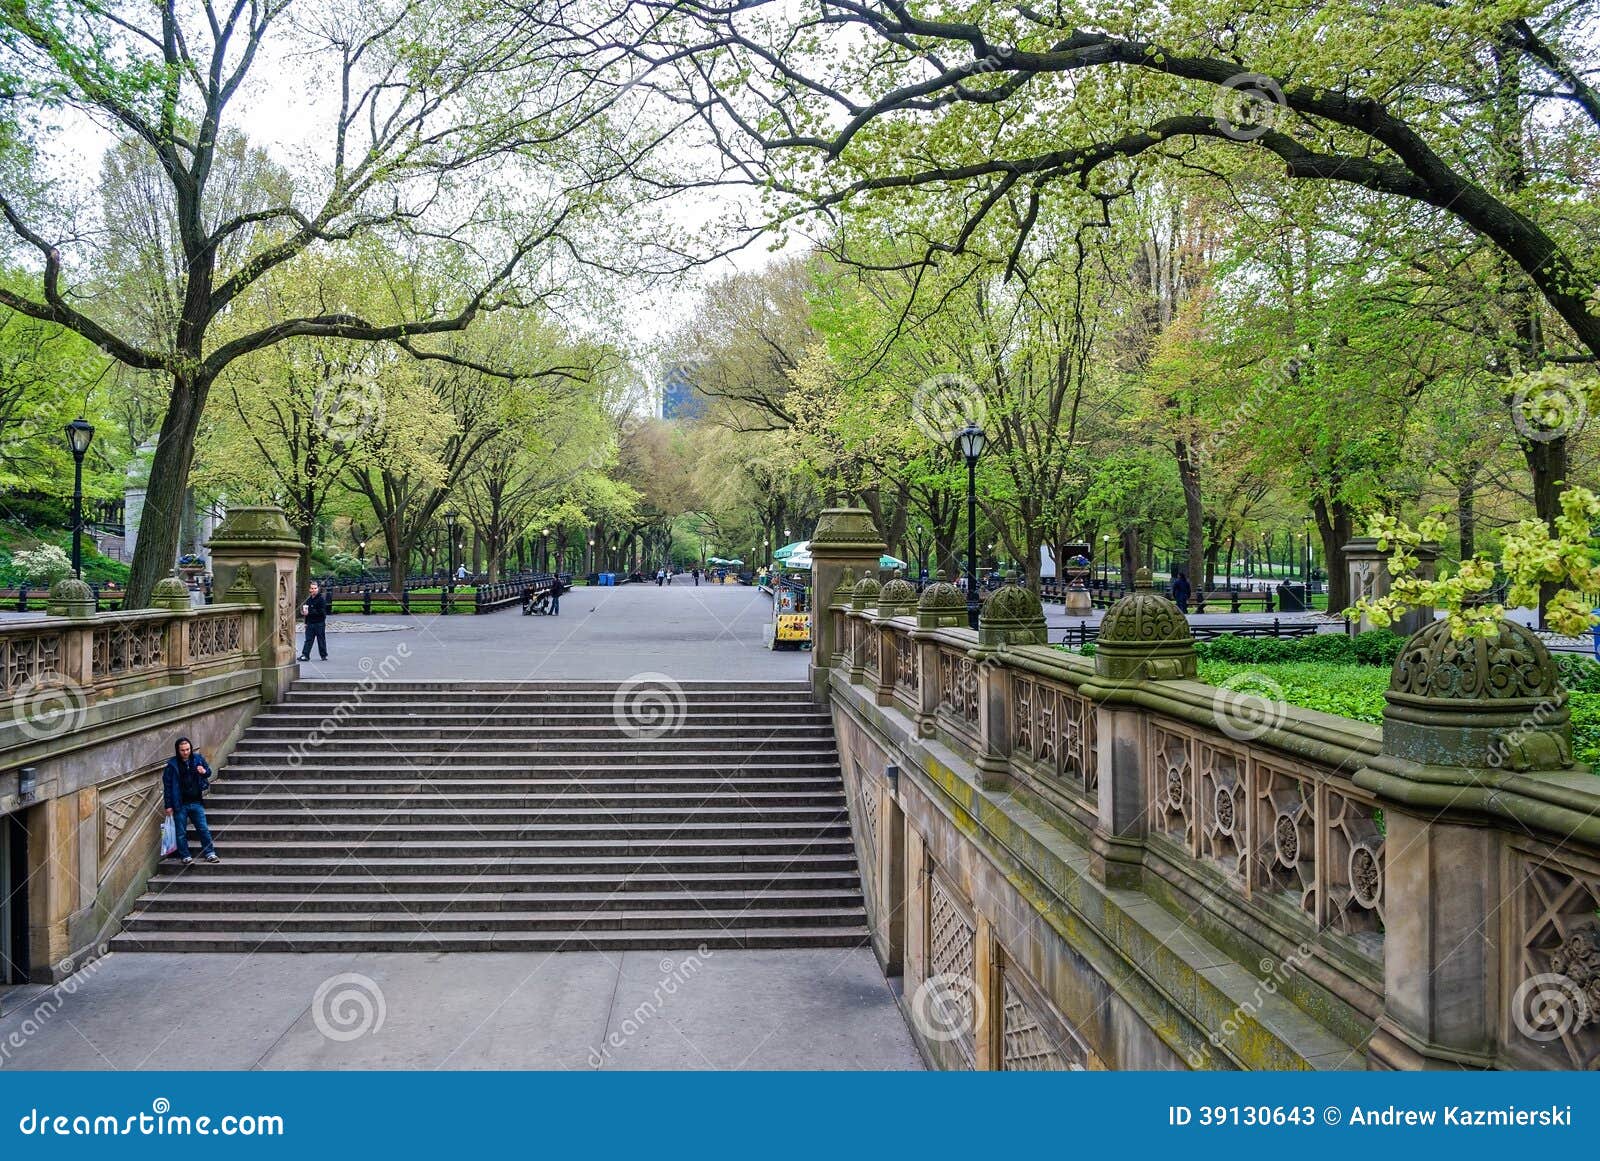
[1176, 437, 1204, 598]
[1313, 497, 1356, 614]
[126, 371, 210, 607]
[1520, 434, 1567, 627]
[1457, 471, 1477, 561]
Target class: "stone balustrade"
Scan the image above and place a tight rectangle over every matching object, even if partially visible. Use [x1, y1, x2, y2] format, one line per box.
[0, 505, 303, 982]
[809, 507, 1600, 1072]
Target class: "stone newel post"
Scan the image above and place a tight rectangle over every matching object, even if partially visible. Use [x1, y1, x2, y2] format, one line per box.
[205, 505, 303, 702]
[1343, 536, 1440, 633]
[807, 509, 887, 702]
[1079, 570, 1198, 888]
[1356, 618, 1600, 1070]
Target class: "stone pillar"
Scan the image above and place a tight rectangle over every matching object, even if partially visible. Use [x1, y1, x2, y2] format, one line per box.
[973, 582, 1048, 791]
[1355, 618, 1587, 1069]
[807, 509, 887, 702]
[914, 583, 968, 740]
[1080, 570, 1198, 888]
[205, 506, 303, 703]
[1343, 536, 1440, 632]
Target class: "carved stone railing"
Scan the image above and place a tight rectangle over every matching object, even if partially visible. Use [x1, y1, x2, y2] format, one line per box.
[824, 581, 1600, 1071]
[4, 604, 261, 713]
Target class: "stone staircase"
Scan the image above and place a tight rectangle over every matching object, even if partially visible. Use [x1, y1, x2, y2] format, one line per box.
[111, 680, 868, 953]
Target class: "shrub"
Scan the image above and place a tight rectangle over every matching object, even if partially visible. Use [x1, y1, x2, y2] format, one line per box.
[12, 543, 73, 586]
[324, 550, 368, 580]
[1193, 630, 1403, 668]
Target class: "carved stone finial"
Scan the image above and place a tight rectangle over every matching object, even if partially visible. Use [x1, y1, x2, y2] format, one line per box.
[917, 581, 968, 629]
[150, 574, 192, 611]
[851, 571, 882, 611]
[1382, 618, 1573, 771]
[1095, 579, 1196, 681]
[877, 573, 918, 616]
[978, 580, 1046, 647]
[47, 576, 96, 619]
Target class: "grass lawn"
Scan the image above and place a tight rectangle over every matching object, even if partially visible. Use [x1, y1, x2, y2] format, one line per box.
[1198, 659, 1600, 768]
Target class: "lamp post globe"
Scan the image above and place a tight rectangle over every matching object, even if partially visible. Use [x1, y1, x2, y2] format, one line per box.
[63, 418, 95, 579]
[954, 422, 986, 628]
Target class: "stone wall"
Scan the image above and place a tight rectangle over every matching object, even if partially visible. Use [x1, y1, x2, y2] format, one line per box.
[808, 512, 1600, 1071]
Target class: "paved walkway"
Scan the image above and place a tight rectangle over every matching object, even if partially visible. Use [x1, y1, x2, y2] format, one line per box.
[0, 949, 920, 1070]
[297, 580, 809, 681]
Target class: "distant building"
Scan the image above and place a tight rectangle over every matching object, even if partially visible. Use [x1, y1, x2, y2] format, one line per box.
[659, 362, 706, 420]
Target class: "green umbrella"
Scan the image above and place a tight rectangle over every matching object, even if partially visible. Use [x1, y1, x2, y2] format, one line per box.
[772, 540, 808, 562]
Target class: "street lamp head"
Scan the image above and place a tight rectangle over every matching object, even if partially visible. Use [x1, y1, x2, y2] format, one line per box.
[444, 509, 457, 527]
[954, 422, 987, 463]
[542, 528, 550, 537]
[64, 417, 94, 459]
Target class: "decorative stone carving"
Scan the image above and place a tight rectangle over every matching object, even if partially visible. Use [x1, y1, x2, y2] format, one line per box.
[1389, 618, 1559, 702]
[917, 581, 968, 629]
[150, 574, 192, 611]
[1094, 569, 1197, 681]
[46, 576, 95, 619]
[809, 508, 887, 552]
[978, 581, 1047, 647]
[205, 505, 303, 550]
[225, 561, 258, 600]
[1381, 617, 1574, 772]
[101, 777, 158, 856]
[831, 566, 857, 610]
[851, 572, 882, 611]
[877, 572, 918, 616]
[277, 573, 292, 647]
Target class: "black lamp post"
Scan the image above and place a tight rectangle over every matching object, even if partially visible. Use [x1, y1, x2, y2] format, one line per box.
[444, 510, 457, 584]
[955, 422, 987, 628]
[64, 418, 94, 579]
[541, 527, 551, 573]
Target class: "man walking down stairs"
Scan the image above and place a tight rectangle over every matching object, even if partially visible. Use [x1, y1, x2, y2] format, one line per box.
[112, 681, 869, 953]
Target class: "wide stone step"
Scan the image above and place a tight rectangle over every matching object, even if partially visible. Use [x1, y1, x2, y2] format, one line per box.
[122, 906, 866, 933]
[201, 805, 847, 826]
[255, 711, 833, 728]
[206, 785, 845, 805]
[141, 870, 865, 893]
[201, 821, 851, 842]
[130, 888, 863, 914]
[240, 724, 838, 741]
[216, 764, 844, 780]
[192, 837, 857, 857]
[109, 926, 870, 953]
[224, 747, 840, 764]
[143, 853, 861, 876]
[205, 790, 846, 810]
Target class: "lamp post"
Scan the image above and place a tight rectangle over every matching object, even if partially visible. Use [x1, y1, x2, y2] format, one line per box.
[955, 422, 987, 628]
[64, 418, 94, 579]
[541, 527, 551, 573]
[444, 510, 457, 585]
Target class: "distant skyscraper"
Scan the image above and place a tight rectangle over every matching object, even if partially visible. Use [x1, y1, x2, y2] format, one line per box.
[659, 362, 706, 420]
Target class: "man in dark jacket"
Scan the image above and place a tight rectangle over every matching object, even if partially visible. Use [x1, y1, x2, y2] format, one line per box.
[163, 736, 219, 865]
[300, 580, 330, 661]
[548, 575, 565, 616]
[1172, 571, 1192, 614]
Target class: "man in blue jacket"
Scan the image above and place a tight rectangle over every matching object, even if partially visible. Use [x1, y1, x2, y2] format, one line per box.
[163, 736, 220, 865]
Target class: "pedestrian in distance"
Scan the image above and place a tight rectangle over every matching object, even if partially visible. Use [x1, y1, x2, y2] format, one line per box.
[163, 736, 220, 865]
[456, 563, 469, 582]
[693, 567, 700, 586]
[548, 574, 565, 616]
[1172, 571, 1192, 614]
[300, 581, 330, 661]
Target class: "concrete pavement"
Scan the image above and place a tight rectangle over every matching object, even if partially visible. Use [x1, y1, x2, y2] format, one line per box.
[0, 948, 921, 1070]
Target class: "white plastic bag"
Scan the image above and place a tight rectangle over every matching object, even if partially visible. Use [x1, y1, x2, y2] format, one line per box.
[160, 815, 178, 858]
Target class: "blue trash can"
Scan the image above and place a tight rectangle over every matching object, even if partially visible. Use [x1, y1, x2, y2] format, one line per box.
[1590, 607, 1600, 660]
